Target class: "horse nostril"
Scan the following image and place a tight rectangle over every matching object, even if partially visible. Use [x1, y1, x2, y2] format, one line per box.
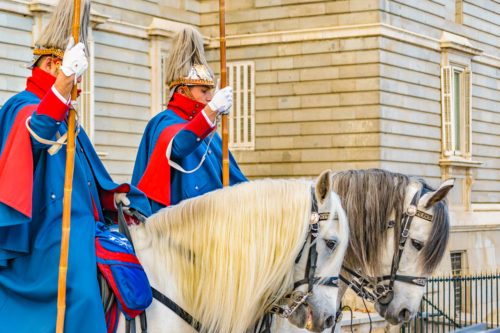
[399, 308, 411, 323]
[325, 316, 334, 328]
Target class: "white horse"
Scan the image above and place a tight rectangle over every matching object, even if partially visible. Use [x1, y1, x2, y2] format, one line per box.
[118, 170, 349, 333]
[274, 169, 454, 332]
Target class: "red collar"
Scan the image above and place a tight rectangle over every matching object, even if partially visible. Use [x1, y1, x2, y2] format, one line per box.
[167, 93, 205, 121]
[26, 67, 56, 99]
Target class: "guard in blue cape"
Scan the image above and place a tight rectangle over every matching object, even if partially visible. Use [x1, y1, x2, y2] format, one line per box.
[132, 27, 247, 213]
[0, 0, 151, 332]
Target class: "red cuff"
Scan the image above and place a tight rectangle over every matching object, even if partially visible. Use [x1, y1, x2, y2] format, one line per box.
[98, 185, 131, 212]
[99, 188, 116, 212]
[36, 87, 69, 121]
[184, 112, 215, 140]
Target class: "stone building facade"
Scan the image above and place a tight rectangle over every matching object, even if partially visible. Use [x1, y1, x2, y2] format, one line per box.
[0, 0, 499, 281]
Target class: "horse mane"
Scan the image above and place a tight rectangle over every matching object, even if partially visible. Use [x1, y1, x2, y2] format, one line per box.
[141, 178, 348, 333]
[332, 169, 449, 276]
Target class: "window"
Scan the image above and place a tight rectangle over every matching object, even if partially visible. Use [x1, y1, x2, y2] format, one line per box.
[451, 252, 463, 317]
[441, 66, 472, 159]
[78, 38, 95, 143]
[227, 61, 255, 150]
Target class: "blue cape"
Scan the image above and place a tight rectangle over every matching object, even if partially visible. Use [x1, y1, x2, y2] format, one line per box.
[0, 90, 151, 332]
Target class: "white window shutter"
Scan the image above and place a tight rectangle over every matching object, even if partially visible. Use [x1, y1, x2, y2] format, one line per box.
[463, 70, 472, 159]
[79, 38, 95, 143]
[227, 61, 255, 150]
[441, 66, 454, 156]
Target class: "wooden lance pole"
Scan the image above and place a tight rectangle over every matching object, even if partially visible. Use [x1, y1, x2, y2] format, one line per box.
[56, 0, 81, 331]
[219, 0, 229, 187]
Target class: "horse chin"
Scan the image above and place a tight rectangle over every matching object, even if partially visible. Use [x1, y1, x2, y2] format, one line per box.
[375, 301, 414, 325]
[288, 304, 335, 333]
[288, 304, 309, 329]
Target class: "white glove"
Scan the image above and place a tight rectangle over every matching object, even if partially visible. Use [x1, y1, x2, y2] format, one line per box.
[60, 37, 88, 83]
[208, 86, 233, 115]
[114, 193, 132, 216]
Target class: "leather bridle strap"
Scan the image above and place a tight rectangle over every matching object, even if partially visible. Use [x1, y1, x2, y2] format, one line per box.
[339, 266, 377, 302]
[376, 275, 427, 287]
[386, 192, 419, 292]
[151, 287, 203, 332]
[293, 277, 339, 290]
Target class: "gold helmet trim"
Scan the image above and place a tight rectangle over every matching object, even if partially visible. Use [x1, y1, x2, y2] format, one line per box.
[169, 78, 215, 90]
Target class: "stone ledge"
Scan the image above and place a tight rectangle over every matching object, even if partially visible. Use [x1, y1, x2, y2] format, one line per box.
[439, 158, 483, 168]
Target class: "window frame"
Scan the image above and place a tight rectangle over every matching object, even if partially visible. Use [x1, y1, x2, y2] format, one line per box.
[452, 66, 464, 157]
[78, 37, 95, 143]
[226, 60, 256, 151]
[441, 65, 472, 159]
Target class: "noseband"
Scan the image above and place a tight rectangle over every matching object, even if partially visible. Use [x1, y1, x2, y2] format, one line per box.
[267, 188, 340, 319]
[341, 190, 432, 306]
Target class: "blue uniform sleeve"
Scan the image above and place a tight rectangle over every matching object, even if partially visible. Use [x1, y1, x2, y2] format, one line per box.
[170, 112, 215, 158]
[28, 87, 69, 150]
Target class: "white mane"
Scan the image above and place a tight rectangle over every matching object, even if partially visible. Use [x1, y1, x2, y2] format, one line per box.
[136, 178, 348, 333]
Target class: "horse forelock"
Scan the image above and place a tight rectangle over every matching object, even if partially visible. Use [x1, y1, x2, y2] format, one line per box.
[332, 169, 450, 276]
[142, 178, 348, 333]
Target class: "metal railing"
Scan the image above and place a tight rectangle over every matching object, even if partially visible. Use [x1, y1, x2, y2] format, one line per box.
[401, 272, 500, 333]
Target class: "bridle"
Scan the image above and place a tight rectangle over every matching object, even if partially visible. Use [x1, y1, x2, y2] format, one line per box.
[340, 189, 432, 306]
[267, 187, 340, 320]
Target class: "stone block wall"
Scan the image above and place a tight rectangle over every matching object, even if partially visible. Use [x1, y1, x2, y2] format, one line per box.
[205, 36, 383, 179]
[203, 0, 500, 202]
[0, 11, 33, 108]
[199, 0, 380, 38]
[92, 0, 200, 27]
[92, 30, 152, 183]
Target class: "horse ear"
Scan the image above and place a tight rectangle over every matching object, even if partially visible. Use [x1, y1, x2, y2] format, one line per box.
[421, 178, 455, 209]
[315, 170, 333, 206]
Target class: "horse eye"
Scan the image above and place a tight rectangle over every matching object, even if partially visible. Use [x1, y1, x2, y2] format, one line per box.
[326, 240, 337, 250]
[411, 239, 423, 251]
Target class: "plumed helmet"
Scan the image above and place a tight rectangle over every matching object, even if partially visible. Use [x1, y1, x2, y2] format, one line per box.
[164, 27, 215, 96]
[28, 0, 91, 70]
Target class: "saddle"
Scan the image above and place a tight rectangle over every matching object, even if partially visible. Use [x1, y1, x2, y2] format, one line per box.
[98, 205, 151, 333]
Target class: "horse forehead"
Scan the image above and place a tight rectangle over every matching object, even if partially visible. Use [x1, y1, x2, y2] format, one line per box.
[320, 219, 339, 239]
[409, 218, 432, 240]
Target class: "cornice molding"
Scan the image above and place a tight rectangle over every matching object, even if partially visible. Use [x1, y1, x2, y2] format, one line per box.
[440, 31, 484, 57]
[28, 0, 55, 14]
[90, 8, 110, 27]
[205, 23, 499, 69]
[95, 19, 149, 39]
[451, 224, 500, 233]
[146, 17, 209, 45]
[0, 0, 30, 15]
[207, 23, 443, 50]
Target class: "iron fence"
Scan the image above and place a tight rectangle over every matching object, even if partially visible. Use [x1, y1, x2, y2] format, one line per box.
[401, 272, 500, 333]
